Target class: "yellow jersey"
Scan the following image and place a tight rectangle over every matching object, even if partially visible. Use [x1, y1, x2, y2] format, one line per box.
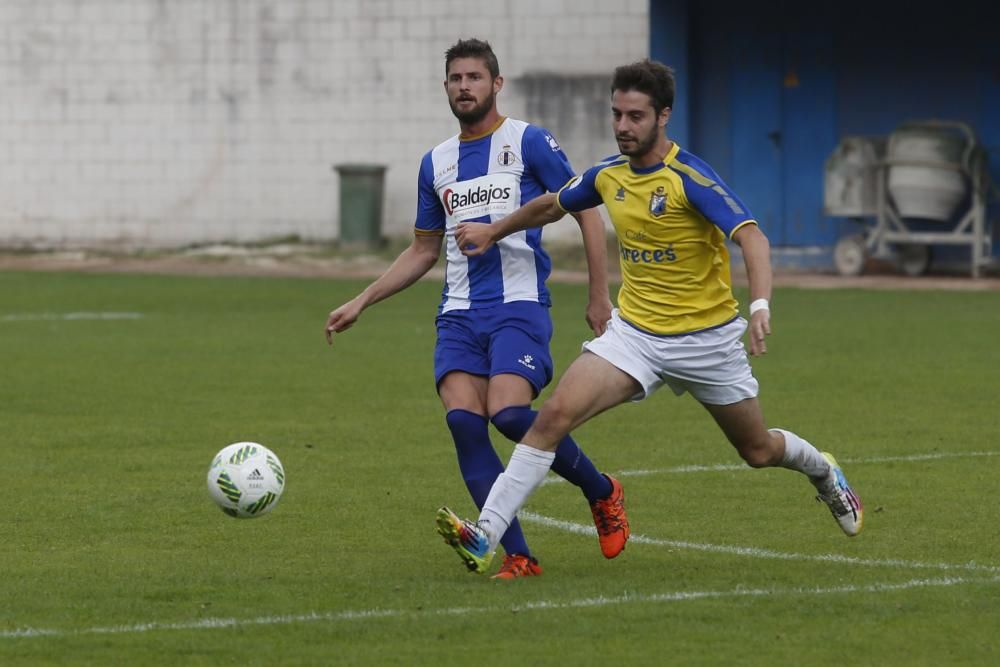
[557, 143, 757, 335]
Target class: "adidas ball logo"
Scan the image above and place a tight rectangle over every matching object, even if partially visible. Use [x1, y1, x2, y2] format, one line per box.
[247, 468, 264, 481]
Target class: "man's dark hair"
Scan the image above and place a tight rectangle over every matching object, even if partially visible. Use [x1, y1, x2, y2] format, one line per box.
[611, 59, 675, 114]
[445, 38, 500, 78]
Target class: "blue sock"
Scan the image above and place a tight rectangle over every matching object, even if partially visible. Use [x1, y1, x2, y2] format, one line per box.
[445, 409, 532, 558]
[491, 405, 612, 502]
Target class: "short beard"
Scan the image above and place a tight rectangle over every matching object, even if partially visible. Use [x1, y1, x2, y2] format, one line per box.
[617, 127, 660, 157]
[449, 91, 495, 126]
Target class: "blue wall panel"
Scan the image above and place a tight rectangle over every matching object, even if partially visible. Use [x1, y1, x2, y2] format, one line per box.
[687, 5, 732, 183]
[649, 0, 690, 148]
[729, 30, 784, 241]
[782, 30, 838, 246]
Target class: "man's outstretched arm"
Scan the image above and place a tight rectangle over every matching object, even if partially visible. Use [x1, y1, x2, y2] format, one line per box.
[324, 233, 441, 343]
[454, 193, 564, 256]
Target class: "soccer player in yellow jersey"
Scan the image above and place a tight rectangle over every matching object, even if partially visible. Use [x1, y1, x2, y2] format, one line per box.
[436, 59, 863, 575]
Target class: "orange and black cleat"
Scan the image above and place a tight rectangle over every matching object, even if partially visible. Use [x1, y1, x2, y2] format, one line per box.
[490, 553, 543, 580]
[589, 474, 630, 558]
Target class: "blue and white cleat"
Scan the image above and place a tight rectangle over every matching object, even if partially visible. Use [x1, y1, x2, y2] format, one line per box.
[436, 506, 495, 574]
[816, 453, 864, 537]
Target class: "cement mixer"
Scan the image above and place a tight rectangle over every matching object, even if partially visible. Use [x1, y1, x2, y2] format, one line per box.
[829, 120, 993, 277]
[886, 122, 976, 222]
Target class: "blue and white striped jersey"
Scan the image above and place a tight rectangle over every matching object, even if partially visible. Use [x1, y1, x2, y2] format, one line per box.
[414, 117, 577, 313]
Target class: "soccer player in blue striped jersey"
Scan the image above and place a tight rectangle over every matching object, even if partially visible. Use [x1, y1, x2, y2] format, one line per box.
[441, 59, 863, 575]
[325, 39, 630, 579]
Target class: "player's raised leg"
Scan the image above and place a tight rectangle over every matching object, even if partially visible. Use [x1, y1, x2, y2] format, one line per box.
[702, 399, 863, 536]
[771, 427, 862, 536]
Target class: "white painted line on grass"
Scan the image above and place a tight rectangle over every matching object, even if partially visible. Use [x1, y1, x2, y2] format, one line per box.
[0, 312, 144, 322]
[520, 511, 1000, 574]
[4, 574, 998, 640]
[849, 451, 999, 464]
[541, 450, 1000, 485]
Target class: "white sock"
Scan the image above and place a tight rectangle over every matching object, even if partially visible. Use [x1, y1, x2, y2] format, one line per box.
[772, 428, 832, 487]
[478, 444, 555, 551]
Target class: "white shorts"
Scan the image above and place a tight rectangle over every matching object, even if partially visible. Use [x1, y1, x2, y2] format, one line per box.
[582, 310, 759, 405]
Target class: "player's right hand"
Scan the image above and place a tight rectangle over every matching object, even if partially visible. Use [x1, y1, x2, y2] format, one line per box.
[324, 300, 363, 344]
[455, 222, 495, 256]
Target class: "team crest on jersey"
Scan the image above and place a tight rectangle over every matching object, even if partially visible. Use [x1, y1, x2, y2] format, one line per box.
[649, 187, 668, 217]
[615, 187, 626, 201]
[497, 145, 518, 166]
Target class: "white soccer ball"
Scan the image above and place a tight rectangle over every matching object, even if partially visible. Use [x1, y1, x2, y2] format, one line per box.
[206, 442, 285, 518]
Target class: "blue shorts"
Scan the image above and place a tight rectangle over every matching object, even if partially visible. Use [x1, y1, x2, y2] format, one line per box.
[434, 301, 554, 397]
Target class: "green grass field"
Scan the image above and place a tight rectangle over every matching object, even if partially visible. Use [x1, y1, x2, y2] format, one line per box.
[1, 269, 998, 665]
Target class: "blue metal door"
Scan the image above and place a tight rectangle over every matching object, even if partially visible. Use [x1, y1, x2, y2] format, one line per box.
[730, 31, 785, 242]
[729, 30, 837, 247]
[781, 30, 838, 246]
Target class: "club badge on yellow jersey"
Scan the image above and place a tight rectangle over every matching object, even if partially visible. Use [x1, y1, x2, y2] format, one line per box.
[649, 187, 668, 217]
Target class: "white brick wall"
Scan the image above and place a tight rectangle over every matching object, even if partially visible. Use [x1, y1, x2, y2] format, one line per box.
[0, 0, 649, 248]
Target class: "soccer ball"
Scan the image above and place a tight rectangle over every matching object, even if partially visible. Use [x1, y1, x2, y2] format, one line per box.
[206, 442, 285, 518]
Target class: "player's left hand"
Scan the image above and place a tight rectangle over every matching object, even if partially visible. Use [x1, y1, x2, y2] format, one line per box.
[748, 309, 771, 356]
[455, 222, 495, 256]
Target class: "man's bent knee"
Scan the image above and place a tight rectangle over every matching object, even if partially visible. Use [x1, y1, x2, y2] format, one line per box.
[736, 433, 782, 468]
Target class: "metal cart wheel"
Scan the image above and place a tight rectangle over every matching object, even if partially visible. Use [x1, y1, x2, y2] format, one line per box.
[896, 244, 932, 277]
[834, 234, 868, 276]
